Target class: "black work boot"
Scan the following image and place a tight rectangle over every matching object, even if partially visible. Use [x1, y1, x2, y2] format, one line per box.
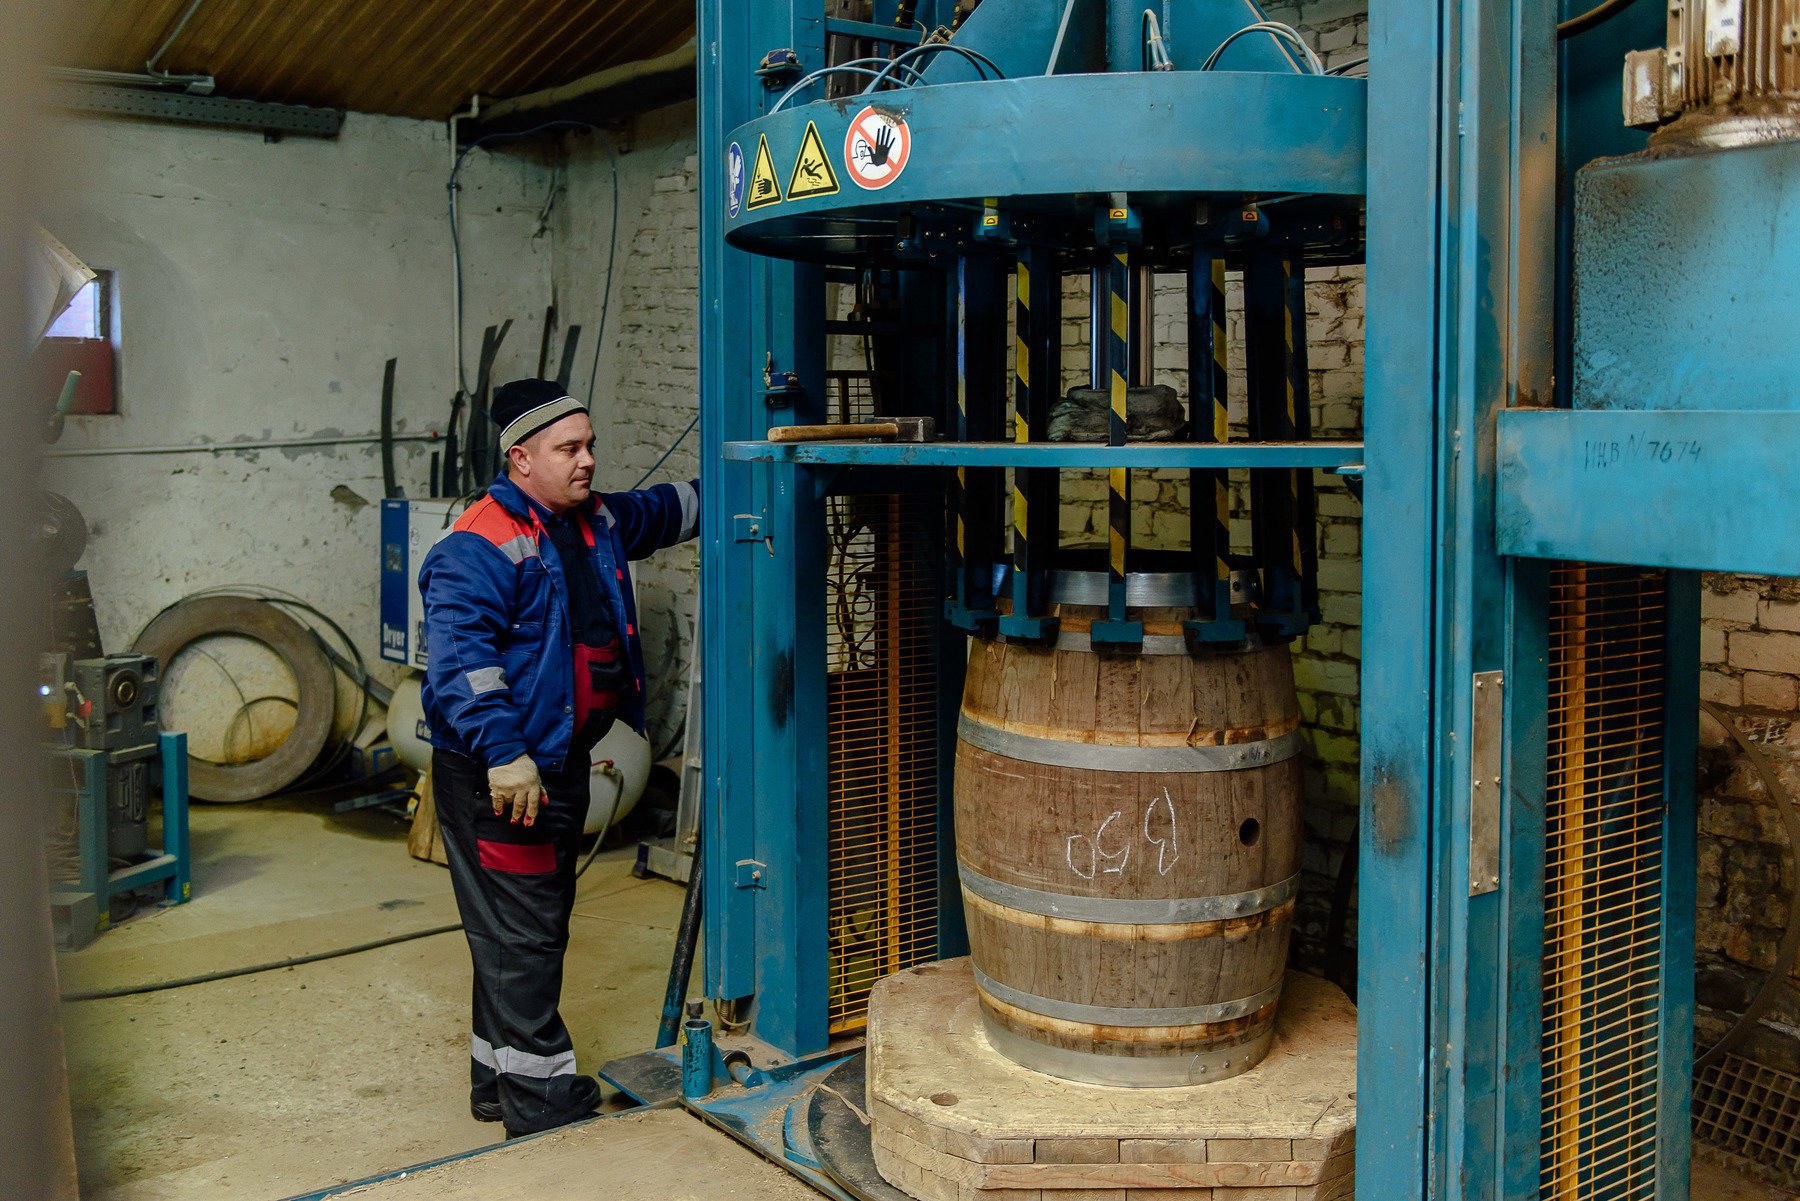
[502, 1075, 602, 1139]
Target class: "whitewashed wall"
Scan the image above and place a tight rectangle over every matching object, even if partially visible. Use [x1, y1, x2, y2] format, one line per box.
[41, 111, 554, 684]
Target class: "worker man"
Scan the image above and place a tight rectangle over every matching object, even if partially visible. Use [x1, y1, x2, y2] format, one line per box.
[419, 378, 698, 1138]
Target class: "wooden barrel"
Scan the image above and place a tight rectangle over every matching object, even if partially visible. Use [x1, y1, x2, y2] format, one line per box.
[955, 570, 1303, 1087]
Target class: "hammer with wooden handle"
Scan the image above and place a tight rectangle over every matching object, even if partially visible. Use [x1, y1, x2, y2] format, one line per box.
[766, 417, 935, 443]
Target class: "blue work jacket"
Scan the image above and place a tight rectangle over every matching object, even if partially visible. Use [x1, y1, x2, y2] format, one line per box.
[419, 472, 699, 773]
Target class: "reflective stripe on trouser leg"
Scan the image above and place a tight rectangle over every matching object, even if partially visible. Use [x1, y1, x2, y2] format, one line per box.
[433, 748, 592, 1133]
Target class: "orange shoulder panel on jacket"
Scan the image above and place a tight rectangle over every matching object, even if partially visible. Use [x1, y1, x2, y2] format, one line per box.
[452, 496, 530, 545]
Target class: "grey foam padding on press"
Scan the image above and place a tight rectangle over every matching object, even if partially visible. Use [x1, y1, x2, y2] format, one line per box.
[1048, 384, 1186, 442]
[133, 596, 336, 802]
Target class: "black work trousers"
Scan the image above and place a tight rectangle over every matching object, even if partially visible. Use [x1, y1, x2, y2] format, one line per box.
[433, 747, 596, 1135]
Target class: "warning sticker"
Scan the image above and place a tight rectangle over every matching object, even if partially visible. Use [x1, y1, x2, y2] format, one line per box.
[786, 120, 840, 200]
[746, 134, 783, 210]
[725, 141, 745, 218]
[843, 106, 911, 191]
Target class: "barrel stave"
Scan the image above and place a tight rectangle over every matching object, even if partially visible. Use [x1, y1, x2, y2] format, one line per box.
[954, 600, 1305, 1087]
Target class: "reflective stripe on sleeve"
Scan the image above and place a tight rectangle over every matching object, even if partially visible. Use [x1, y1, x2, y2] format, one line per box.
[673, 481, 699, 540]
[493, 534, 537, 565]
[465, 666, 508, 694]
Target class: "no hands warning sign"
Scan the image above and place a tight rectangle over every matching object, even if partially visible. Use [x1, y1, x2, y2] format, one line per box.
[843, 106, 911, 190]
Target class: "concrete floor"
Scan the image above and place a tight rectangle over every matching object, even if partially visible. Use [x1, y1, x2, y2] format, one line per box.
[57, 797, 686, 1201]
[53, 798, 1794, 1201]
[1692, 1158, 1796, 1201]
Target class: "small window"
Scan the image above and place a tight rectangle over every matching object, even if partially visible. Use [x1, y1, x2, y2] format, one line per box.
[43, 277, 106, 340]
[36, 272, 118, 415]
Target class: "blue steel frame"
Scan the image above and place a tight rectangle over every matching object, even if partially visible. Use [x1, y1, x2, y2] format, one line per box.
[1360, 0, 1562, 1190]
[700, 0, 976, 1059]
[700, 0, 829, 1057]
[1367, 0, 1704, 1194]
[47, 731, 192, 948]
[700, 0, 1365, 1060]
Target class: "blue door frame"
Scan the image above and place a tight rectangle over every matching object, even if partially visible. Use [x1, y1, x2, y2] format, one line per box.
[1363, 0, 1697, 1194]
[1360, 0, 1556, 1189]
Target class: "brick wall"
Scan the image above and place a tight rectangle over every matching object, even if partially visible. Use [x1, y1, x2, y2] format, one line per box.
[1698, 574, 1800, 1073]
[557, 106, 702, 755]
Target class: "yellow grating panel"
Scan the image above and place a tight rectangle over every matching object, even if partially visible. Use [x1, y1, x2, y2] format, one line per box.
[822, 360, 941, 1034]
[1540, 564, 1669, 1201]
[1692, 1052, 1800, 1189]
[825, 489, 941, 1034]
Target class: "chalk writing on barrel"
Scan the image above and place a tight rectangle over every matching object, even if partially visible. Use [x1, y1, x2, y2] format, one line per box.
[1065, 793, 1183, 880]
[1066, 811, 1130, 880]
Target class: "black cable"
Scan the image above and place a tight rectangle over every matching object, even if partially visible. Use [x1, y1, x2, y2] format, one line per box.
[863, 42, 1004, 93]
[655, 831, 704, 1049]
[60, 923, 463, 1002]
[1558, 0, 1639, 37]
[136, 587, 381, 792]
[654, 717, 686, 761]
[66, 783, 625, 1002]
[448, 119, 599, 397]
[628, 414, 699, 490]
[582, 134, 620, 409]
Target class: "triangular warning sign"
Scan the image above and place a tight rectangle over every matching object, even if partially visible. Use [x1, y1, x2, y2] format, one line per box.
[786, 121, 840, 200]
[746, 134, 782, 210]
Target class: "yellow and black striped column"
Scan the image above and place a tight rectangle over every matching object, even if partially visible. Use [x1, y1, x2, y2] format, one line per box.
[948, 268, 968, 616]
[1280, 255, 1304, 615]
[1106, 246, 1132, 624]
[1185, 249, 1244, 641]
[1002, 246, 1059, 640]
[1285, 253, 1319, 619]
[948, 255, 1005, 631]
[1245, 252, 1303, 637]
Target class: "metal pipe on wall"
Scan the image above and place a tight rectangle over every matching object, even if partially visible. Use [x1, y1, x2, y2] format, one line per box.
[44, 432, 443, 459]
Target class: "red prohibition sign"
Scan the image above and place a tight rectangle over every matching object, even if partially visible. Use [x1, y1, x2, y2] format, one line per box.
[843, 106, 911, 190]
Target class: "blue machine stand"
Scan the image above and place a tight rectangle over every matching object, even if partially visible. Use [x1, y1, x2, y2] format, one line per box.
[49, 730, 192, 951]
[603, 1030, 865, 1201]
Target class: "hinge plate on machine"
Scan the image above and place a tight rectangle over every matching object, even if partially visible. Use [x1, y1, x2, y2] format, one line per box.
[1469, 671, 1504, 897]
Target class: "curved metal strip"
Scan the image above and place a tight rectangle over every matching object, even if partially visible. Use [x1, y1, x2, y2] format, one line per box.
[1050, 569, 1205, 608]
[958, 861, 1299, 924]
[973, 967, 1281, 1029]
[978, 1012, 1275, 1088]
[957, 714, 1300, 773]
[1051, 630, 1191, 655]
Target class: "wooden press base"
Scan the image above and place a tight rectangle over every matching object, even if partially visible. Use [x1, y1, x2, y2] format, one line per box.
[867, 958, 1356, 1201]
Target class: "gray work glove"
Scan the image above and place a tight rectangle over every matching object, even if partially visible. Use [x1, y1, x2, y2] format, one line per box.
[488, 754, 544, 827]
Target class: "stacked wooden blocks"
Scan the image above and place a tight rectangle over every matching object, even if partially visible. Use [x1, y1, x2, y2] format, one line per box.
[867, 959, 1356, 1201]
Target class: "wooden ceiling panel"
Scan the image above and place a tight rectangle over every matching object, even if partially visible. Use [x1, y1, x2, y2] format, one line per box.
[62, 0, 696, 120]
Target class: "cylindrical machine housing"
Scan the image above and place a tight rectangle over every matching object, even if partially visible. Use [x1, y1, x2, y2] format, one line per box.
[954, 569, 1303, 1087]
[1625, 0, 1800, 145]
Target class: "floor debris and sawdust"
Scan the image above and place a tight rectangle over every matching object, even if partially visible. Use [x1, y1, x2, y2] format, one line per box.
[58, 798, 683, 1201]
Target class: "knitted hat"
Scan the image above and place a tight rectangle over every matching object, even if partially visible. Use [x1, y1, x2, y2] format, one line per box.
[492, 378, 587, 454]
